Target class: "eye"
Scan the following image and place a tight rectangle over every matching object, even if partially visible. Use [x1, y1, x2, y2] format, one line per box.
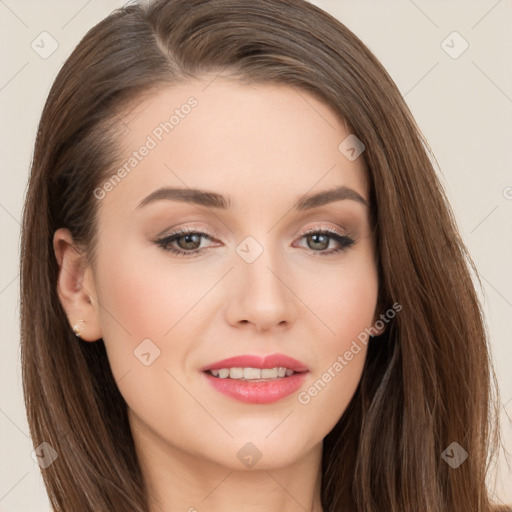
[295, 227, 355, 256]
[155, 228, 218, 257]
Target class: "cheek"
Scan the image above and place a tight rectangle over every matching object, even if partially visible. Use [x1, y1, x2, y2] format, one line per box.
[292, 251, 378, 423]
[95, 247, 205, 339]
[92, 251, 203, 430]
[302, 251, 379, 352]
[92, 248, 201, 380]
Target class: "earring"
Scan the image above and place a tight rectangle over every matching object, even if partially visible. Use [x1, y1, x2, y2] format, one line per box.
[72, 319, 86, 338]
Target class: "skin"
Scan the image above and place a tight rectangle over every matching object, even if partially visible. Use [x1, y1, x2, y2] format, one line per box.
[54, 76, 384, 512]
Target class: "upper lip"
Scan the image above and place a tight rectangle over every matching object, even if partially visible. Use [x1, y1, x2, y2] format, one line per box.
[200, 353, 309, 372]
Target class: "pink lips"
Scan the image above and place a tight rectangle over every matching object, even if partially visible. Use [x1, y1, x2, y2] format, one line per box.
[200, 353, 309, 373]
[200, 353, 309, 404]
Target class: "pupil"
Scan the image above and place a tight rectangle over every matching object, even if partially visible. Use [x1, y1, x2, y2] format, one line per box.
[179, 234, 200, 250]
[309, 233, 328, 250]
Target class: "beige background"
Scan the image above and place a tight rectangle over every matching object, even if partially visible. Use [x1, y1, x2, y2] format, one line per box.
[1, 0, 510, 510]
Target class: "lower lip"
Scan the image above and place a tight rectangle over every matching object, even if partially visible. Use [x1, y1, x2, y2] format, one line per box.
[202, 371, 308, 404]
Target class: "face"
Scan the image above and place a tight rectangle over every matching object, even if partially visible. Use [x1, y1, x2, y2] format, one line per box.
[64, 77, 380, 473]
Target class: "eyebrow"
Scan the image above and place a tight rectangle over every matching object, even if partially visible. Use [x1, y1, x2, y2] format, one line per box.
[136, 185, 368, 210]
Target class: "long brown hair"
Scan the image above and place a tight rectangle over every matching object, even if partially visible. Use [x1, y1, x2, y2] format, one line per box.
[20, 0, 508, 510]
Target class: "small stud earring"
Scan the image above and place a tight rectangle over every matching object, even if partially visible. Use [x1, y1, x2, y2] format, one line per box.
[72, 319, 86, 338]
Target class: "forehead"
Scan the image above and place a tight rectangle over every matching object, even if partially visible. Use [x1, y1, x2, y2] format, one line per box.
[99, 77, 369, 214]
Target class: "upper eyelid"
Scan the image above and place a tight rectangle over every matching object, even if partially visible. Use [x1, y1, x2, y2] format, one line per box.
[162, 227, 218, 241]
[159, 224, 348, 241]
[300, 224, 347, 235]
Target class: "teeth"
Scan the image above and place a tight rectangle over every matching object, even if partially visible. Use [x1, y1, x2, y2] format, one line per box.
[244, 367, 261, 379]
[209, 367, 296, 380]
[231, 367, 245, 379]
[261, 368, 276, 378]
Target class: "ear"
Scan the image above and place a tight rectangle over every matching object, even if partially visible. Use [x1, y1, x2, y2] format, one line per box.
[53, 228, 103, 342]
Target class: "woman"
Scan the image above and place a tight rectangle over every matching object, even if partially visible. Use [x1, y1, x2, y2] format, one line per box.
[20, 0, 509, 510]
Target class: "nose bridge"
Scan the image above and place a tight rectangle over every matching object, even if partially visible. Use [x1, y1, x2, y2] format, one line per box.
[225, 232, 297, 330]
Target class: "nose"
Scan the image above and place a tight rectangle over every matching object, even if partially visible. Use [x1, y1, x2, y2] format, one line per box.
[224, 245, 298, 333]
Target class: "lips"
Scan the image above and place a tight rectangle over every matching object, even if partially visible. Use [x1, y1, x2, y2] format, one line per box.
[202, 370, 308, 404]
[200, 353, 309, 373]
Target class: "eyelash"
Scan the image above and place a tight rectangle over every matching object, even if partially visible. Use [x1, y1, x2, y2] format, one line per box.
[154, 226, 355, 258]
